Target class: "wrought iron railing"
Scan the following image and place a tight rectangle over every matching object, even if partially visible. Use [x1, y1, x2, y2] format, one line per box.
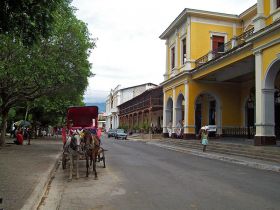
[119, 97, 163, 115]
[195, 28, 254, 67]
[222, 126, 256, 138]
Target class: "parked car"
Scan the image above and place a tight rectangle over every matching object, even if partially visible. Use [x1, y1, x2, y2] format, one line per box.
[107, 129, 116, 138]
[115, 129, 127, 140]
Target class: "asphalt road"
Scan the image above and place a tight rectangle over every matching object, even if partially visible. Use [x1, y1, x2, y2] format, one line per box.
[39, 136, 280, 210]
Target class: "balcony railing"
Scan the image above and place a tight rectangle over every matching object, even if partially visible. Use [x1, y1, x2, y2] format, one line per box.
[222, 126, 255, 138]
[195, 28, 254, 68]
[119, 97, 163, 115]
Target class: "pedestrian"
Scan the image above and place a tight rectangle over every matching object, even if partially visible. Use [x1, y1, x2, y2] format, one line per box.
[26, 127, 32, 145]
[14, 128, 24, 145]
[200, 126, 209, 152]
[53, 126, 58, 138]
[62, 125, 67, 145]
[10, 122, 15, 138]
[97, 127, 102, 139]
[167, 120, 172, 137]
[176, 120, 183, 138]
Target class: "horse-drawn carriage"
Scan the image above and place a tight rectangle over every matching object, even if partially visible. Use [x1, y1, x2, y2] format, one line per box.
[62, 106, 106, 180]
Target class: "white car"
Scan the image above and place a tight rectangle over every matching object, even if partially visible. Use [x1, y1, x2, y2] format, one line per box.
[115, 129, 127, 140]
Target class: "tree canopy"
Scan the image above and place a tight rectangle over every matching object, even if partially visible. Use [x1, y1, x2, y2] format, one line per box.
[0, 1, 95, 145]
[0, 0, 65, 45]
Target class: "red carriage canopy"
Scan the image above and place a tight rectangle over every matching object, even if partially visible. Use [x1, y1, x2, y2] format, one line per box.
[67, 106, 98, 129]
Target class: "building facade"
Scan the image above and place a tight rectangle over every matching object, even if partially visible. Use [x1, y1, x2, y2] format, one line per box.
[105, 83, 157, 131]
[118, 86, 163, 133]
[98, 112, 106, 129]
[160, 0, 280, 145]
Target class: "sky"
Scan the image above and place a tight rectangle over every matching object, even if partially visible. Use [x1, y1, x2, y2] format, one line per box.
[71, 0, 257, 103]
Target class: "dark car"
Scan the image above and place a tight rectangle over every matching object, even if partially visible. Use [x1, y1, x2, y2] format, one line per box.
[115, 129, 127, 140]
[107, 129, 116, 138]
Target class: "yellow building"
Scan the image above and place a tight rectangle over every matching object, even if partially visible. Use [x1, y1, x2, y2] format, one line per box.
[160, 0, 280, 145]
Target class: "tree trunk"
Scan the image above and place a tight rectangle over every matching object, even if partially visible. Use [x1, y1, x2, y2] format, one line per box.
[0, 109, 9, 146]
[25, 103, 30, 121]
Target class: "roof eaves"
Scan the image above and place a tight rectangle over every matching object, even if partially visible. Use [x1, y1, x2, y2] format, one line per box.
[118, 86, 163, 108]
[159, 9, 187, 40]
[238, 3, 257, 19]
[159, 8, 241, 40]
[119, 83, 158, 91]
[187, 8, 238, 19]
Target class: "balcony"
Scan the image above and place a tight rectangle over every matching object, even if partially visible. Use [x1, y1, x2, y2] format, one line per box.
[195, 28, 254, 68]
[119, 97, 163, 115]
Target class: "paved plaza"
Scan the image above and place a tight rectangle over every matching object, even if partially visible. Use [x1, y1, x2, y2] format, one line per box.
[0, 137, 62, 210]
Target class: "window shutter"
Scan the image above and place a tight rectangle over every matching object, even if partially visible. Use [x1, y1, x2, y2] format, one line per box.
[212, 35, 225, 52]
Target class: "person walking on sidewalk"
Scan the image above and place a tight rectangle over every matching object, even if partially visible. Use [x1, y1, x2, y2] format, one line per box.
[200, 127, 209, 152]
[26, 127, 32, 145]
[14, 128, 24, 145]
[167, 121, 172, 138]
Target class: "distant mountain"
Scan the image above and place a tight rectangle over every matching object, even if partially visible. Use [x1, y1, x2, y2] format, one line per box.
[85, 102, 106, 113]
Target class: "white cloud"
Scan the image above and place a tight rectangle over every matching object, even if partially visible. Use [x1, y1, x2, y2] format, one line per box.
[72, 0, 257, 103]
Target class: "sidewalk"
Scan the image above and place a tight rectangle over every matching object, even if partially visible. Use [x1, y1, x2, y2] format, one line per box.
[128, 136, 280, 173]
[0, 137, 62, 210]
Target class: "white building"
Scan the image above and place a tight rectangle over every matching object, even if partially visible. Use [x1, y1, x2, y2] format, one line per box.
[105, 83, 157, 131]
[98, 112, 106, 129]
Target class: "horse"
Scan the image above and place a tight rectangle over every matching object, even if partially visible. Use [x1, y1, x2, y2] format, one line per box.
[83, 130, 101, 179]
[64, 133, 81, 181]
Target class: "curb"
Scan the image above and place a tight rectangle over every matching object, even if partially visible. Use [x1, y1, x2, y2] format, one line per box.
[147, 142, 280, 173]
[20, 153, 62, 210]
[127, 137, 161, 142]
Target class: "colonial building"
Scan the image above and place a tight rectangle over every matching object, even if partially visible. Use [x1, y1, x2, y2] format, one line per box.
[98, 112, 106, 129]
[160, 0, 280, 145]
[105, 83, 157, 131]
[118, 86, 163, 133]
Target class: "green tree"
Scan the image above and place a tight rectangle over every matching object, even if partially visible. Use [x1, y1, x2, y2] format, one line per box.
[30, 92, 85, 127]
[0, 2, 95, 146]
[0, 0, 64, 45]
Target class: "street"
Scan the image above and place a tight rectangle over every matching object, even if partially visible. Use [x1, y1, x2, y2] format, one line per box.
[39, 136, 280, 210]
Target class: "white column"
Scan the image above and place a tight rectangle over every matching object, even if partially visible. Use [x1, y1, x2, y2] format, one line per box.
[255, 50, 263, 136]
[184, 82, 188, 134]
[186, 17, 191, 70]
[112, 116, 115, 129]
[172, 88, 176, 134]
[172, 30, 179, 75]
[216, 100, 222, 135]
[164, 40, 169, 80]
[232, 23, 236, 36]
[253, 0, 266, 32]
[116, 114, 119, 128]
[270, 0, 276, 13]
[163, 91, 167, 133]
[231, 23, 237, 49]
[255, 50, 275, 137]
[262, 89, 275, 135]
[175, 30, 179, 70]
[231, 37, 237, 48]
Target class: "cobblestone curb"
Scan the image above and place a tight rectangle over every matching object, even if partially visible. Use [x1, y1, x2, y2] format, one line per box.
[20, 153, 62, 210]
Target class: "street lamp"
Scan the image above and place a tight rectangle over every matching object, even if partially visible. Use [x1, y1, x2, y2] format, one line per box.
[247, 96, 254, 139]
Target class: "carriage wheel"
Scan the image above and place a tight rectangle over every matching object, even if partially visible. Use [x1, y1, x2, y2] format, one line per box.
[62, 154, 67, 169]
